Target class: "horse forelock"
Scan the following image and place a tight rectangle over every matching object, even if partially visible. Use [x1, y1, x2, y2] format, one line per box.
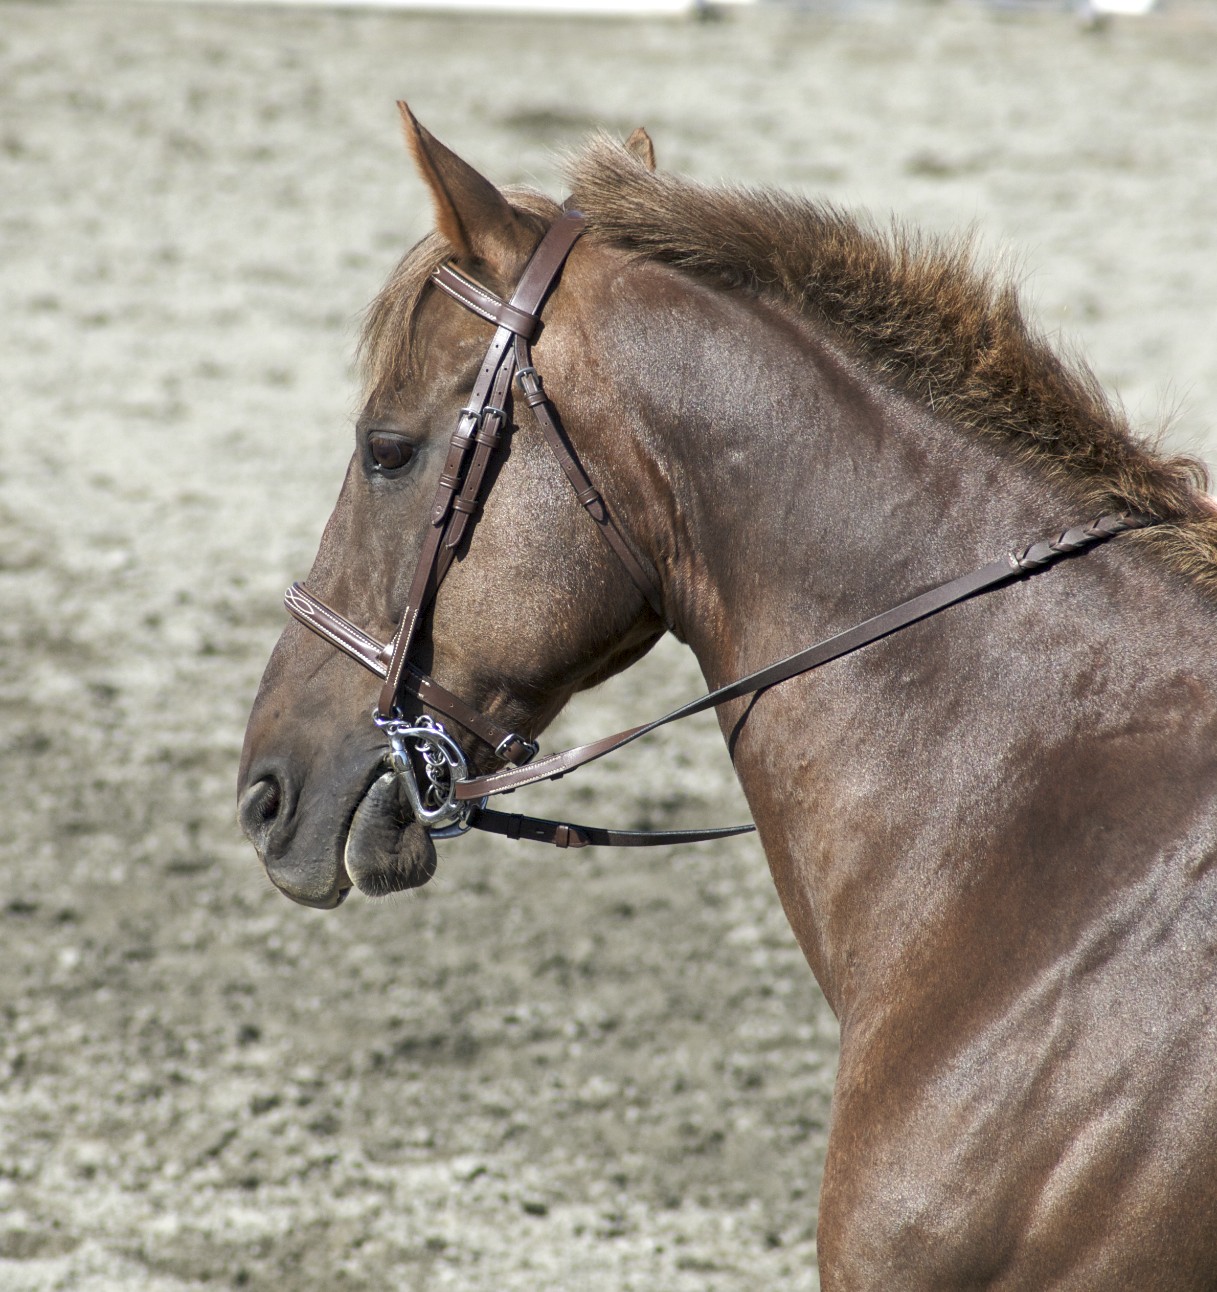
[565, 133, 1217, 593]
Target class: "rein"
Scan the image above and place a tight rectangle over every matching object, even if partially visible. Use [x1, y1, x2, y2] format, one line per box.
[285, 212, 1158, 850]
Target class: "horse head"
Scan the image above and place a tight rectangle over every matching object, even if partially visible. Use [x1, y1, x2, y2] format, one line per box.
[238, 109, 667, 907]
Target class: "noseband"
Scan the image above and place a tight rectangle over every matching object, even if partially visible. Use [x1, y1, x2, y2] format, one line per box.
[285, 211, 1158, 850]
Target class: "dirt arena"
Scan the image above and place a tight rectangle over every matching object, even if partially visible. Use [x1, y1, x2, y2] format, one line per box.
[2, 1, 1215, 1288]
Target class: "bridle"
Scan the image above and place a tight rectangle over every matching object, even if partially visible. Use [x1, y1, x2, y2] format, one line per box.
[284, 211, 1158, 850]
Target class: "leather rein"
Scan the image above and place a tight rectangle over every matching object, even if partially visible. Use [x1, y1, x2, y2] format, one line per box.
[285, 211, 1157, 850]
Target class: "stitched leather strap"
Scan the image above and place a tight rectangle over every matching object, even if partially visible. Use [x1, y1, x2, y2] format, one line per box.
[432, 264, 541, 339]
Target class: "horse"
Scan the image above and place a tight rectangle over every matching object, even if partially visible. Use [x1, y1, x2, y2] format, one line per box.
[238, 107, 1217, 1288]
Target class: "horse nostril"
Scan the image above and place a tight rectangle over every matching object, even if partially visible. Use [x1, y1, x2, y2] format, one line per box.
[238, 775, 285, 850]
[253, 779, 281, 822]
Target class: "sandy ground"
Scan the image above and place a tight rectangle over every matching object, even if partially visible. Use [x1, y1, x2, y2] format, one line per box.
[1, 1, 1215, 1288]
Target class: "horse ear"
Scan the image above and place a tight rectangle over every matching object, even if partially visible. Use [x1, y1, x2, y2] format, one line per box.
[397, 102, 535, 277]
[624, 127, 657, 172]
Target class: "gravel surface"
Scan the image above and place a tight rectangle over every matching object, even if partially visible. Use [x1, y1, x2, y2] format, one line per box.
[2, 1, 1215, 1287]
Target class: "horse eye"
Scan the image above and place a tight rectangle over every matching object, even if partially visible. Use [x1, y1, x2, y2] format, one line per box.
[368, 433, 413, 473]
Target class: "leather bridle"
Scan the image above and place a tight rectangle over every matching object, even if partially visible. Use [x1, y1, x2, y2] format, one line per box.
[284, 211, 1158, 850]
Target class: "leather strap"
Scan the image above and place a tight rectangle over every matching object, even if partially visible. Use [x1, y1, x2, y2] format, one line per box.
[470, 806, 753, 849]
[514, 337, 666, 622]
[376, 213, 589, 718]
[432, 264, 541, 339]
[375, 352, 512, 715]
[452, 510, 1159, 802]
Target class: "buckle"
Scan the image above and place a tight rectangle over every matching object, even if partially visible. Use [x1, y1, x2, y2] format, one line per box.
[516, 366, 544, 400]
[495, 732, 539, 765]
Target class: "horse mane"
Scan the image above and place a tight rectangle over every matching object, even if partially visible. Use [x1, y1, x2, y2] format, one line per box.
[361, 137, 1217, 591]
[566, 134, 1217, 591]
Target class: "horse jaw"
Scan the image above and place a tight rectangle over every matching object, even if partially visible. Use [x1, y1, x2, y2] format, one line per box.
[343, 770, 437, 897]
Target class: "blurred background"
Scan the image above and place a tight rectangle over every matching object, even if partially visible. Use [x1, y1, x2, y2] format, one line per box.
[2, 1, 1215, 1288]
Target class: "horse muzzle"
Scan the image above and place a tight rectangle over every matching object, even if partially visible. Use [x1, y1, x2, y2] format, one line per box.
[237, 738, 439, 906]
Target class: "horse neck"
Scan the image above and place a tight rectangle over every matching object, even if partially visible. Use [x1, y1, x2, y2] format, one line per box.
[558, 261, 1217, 1022]
[568, 263, 1074, 683]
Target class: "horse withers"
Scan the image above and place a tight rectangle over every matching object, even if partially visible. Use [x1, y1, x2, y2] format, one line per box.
[238, 110, 1217, 1288]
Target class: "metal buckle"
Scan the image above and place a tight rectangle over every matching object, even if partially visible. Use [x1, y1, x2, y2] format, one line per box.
[495, 732, 539, 764]
[373, 712, 475, 833]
